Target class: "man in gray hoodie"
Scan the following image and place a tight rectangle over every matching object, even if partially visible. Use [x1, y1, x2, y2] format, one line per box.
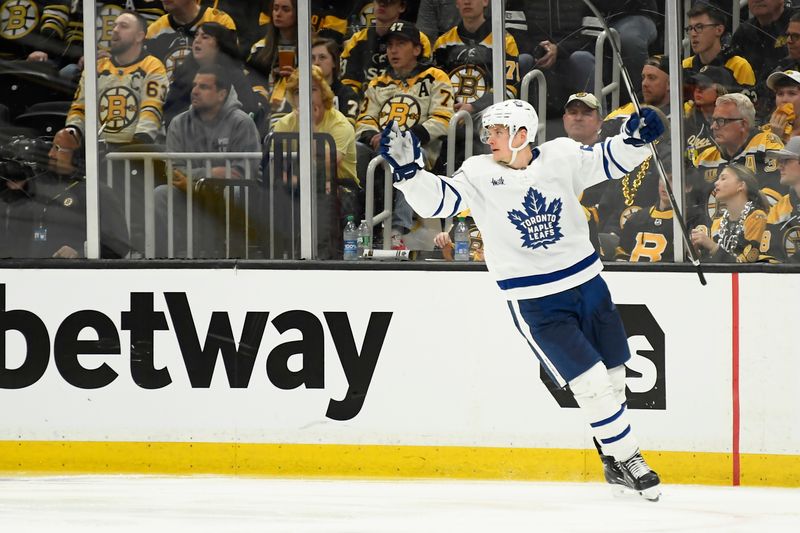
[154, 63, 260, 257]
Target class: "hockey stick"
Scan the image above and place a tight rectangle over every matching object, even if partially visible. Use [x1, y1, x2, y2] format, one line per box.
[581, 0, 707, 286]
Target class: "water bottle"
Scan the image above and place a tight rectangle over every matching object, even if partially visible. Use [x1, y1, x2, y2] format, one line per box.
[454, 217, 470, 262]
[343, 215, 358, 261]
[357, 219, 371, 258]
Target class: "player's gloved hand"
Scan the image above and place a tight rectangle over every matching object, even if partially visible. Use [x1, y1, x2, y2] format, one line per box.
[622, 107, 665, 146]
[379, 121, 424, 182]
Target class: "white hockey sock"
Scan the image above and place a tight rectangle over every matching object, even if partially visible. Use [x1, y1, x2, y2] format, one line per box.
[570, 362, 638, 461]
[608, 364, 627, 406]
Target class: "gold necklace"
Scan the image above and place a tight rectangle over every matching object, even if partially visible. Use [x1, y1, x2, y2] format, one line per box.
[622, 156, 651, 207]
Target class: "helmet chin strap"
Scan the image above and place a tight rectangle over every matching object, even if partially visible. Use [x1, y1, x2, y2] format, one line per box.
[506, 130, 528, 167]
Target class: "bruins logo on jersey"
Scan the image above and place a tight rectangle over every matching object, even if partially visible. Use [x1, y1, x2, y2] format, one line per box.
[379, 94, 421, 129]
[449, 65, 488, 104]
[784, 225, 800, 256]
[707, 191, 718, 220]
[1, 0, 39, 40]
[359, 4, 375, 28]
[162, 36, 191, 81]
[97, 4, 126, 51]
[99, 86, 140, 133]
[619, 205, 642, 229]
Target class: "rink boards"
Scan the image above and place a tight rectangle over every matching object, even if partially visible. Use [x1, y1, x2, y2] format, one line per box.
[0, 268, 798, 487]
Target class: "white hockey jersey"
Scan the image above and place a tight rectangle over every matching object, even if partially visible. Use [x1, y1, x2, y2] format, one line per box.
[395, 135, 651, 299]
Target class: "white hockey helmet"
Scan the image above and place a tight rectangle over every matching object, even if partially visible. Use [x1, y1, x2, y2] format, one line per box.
[480, 99, 538, 165]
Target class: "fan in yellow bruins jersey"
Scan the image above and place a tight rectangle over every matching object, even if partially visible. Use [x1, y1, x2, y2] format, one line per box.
[145, 0, 234, 83]
[690, 164, 772, 263]
[763, 137, 800, 262]
[355, 21, 454, 169]
[432, 0, 519, 113]
[694, 93, 784, 220]
[67, 12, 167, 146]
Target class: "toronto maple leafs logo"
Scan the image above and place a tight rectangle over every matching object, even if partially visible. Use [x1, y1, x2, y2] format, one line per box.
[507, 188, 564, 250]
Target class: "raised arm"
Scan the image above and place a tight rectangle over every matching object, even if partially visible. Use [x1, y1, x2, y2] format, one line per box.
[379, 121, 472, 218]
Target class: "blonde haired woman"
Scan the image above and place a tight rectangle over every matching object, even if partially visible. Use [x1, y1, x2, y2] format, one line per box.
[273, 65, 358, 188]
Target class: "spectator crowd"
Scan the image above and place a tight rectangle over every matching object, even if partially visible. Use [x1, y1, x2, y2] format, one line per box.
[1, 0, 800, 264]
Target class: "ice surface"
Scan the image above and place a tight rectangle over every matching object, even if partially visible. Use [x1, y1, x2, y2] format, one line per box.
[0, 476, 797, 532]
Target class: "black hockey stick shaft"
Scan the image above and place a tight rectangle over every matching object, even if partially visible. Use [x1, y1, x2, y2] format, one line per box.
[581, 0, 707, 286]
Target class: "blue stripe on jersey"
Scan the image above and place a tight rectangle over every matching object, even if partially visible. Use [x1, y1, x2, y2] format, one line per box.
[496, 251, 599, 290]
[600, 424, 631, 444]
[602, 139, 613, 180]
[590, 402, 627, 428]
[605, 140, 628, 175]
[432, 179, 463, 217]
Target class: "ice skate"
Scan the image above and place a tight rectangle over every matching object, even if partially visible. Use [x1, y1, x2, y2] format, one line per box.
[611, 449, 661, 502]
[593, 438, 626, 486]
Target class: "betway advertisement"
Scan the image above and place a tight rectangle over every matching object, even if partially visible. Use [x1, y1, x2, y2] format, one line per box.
[0, 269, 781, 455]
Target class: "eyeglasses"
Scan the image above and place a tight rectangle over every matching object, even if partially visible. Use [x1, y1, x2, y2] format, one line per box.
[51, 143, 75, 153]
[684, 23, 721, 34]
[786, 32, 800, 42]
[710, 117, 744, 127]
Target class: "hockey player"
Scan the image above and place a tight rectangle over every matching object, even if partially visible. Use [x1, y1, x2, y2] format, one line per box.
[379, 98, 664, 500]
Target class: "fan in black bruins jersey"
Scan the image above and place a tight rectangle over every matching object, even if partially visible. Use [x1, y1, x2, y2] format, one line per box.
[765, 136, 800, 262]
[694, 93, 784, 220]
[67, 11, 167, 146]
[431, 0, 519, 116]
[615, 177, 675, 263]
[355, 21, 454, 170]
[0, 0, 66, 61]
[341, 0, 431, 96]
[690, 164, 772, 263]
[146, 0, 235, 83]
[615, 174, 709, 263]
[36, 1, 164, 63]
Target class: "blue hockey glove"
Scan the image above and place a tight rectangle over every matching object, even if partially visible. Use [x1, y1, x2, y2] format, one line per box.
[379, 121, 425, 182]
[623, 107, 665, 146]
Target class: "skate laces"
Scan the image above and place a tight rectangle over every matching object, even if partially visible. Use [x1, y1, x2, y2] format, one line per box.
[623, 452, 651, 479]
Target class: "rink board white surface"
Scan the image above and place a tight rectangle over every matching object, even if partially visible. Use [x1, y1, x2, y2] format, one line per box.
[0, 268, 797, 484]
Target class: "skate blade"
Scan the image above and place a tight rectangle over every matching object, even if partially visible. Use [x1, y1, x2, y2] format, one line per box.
[611, 484, 661, 502]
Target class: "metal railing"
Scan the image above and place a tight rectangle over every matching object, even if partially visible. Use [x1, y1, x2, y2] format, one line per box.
[105, 151, 261, 258]
[363, 155, 393, 250]
[594, 28, 622, 115]
[520, 69, 547, 142]
[446, 109, 474, 177]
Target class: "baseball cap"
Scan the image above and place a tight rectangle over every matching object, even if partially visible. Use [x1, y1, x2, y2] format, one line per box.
[767, 136, 800, 159]
[565, 92, 600, 110]
[384, 21, 422, 46]
[688, 65, 737, 91]
[645, 54, 669, 74]
[766, 70, 800, 91]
